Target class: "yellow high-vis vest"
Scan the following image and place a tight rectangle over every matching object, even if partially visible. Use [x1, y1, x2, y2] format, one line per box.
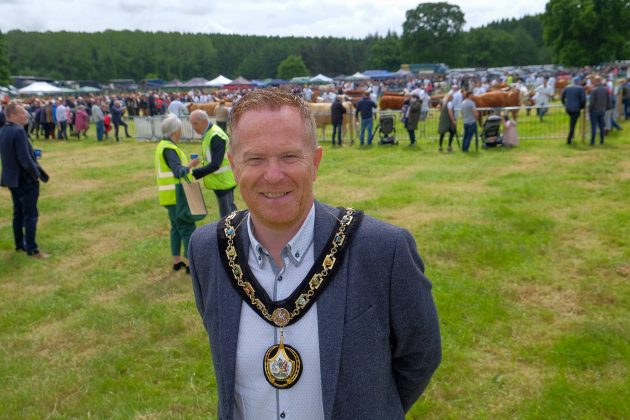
[201, 124, 236, 191]
[155, 139, 189, 206]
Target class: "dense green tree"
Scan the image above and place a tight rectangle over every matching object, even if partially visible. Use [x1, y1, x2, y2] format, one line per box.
[367, 32, 402, 71]
[401, 2, 465, 65]
[0, 30, 10, 85]
[542, 0, 630, 66]
[277, 55, 310, 79]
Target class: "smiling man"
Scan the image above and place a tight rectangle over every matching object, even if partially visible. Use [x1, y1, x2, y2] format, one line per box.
[189, 88, 441, 420]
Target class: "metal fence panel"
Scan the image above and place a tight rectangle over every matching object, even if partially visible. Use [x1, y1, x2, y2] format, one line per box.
[133, 105, 583, 143]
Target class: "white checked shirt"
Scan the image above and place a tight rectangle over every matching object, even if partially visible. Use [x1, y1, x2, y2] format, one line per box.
[233, 205, 324, 420]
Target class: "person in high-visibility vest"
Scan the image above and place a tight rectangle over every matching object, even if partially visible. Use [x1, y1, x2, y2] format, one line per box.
[189, 109, 237, 218]
[154, 115, 199, 274]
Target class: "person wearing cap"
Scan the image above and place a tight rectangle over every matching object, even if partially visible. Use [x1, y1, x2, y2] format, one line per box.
[154, 115, 200, 273]
[0, 103, 50, 258]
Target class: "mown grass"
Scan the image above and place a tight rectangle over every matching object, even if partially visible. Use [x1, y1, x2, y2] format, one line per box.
[1, 118, 629, 419]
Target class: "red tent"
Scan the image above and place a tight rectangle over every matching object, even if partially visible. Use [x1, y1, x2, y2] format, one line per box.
[224, 76, 256, 90]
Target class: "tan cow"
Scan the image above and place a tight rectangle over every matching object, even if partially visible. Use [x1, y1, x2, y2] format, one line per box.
[308, 102, 355, 144]
[471, 89, 521, 120]
[186, 102, 233, 117]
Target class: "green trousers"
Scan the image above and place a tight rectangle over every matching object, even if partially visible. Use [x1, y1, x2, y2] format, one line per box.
[166, 205, 196, 258]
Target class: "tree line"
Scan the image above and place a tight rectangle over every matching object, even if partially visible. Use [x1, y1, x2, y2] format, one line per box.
[1, 0, 629, 86]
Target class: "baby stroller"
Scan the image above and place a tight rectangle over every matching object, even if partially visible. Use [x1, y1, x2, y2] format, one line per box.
[373, 114, 398, 145]
[481, 114, 503, 148]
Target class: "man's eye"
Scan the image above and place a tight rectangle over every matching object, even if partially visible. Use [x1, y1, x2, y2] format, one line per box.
[282, 155, 300, 163]
[246, 157, 264, 165]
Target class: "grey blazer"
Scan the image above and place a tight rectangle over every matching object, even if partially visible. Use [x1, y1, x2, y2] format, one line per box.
[189, 201, 441, 419]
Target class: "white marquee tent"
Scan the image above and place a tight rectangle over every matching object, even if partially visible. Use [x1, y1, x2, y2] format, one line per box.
[205, 75, 232, 87]
[18, 82, 63, 94]
[309, 74, 334, 83]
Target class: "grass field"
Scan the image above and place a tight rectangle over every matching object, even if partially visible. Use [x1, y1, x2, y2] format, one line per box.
[1, 118, 629, 419]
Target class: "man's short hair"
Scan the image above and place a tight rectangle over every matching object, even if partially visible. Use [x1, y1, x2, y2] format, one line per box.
[190, 109, 209, 122]
[228, 88, 317, 152]
[162, 114, 182, 138]
[4, 102, 22, 118]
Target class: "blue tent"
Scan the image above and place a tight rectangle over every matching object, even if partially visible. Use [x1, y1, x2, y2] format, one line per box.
[362, 70, 394, 80]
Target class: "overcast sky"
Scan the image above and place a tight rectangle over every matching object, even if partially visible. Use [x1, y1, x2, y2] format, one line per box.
[1, 0, 548, 38]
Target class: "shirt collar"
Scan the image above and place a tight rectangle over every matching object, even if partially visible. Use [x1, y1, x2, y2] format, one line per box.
[247, 204, 316, 269]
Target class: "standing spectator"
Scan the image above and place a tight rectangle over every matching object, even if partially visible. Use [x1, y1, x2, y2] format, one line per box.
[189, 110, 238, 218]
[589, 76, 610, 146]
[622, 79, 630, 120]
[55, 101, 68, 140]
[154, 115, 199, 273]
[110, 100, 130, 142]
[561, 79, 586, 145]
[460, 91, 478, 152]
[74, 105, 89, 140]
[452, 85, 463, 120]
[103, 106, 112, 140]
[535, 79, 553, 122]
[438, 93, 456, 152]
[405, 95, 421, 146]
[29, 99, 42, 138]
[605, 81, 622, 132]
[92, 101, 105, 141]
[148, 92, 157, 116]
[214, 100, 229, 132]
[167, 96, 188, 117]
[331, 96, 346, 146]
[355, 92, 377, 146]
[0, 103, 50, 258]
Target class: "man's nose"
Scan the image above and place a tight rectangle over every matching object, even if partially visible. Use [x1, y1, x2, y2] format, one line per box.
[263, 158, 284, 183]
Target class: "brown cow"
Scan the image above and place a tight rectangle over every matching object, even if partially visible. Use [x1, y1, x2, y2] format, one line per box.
[471, 89, 521, 120]
[379, 95, 406, 110]
[380, 94, 444, 110]
[308, 102, 355, 144]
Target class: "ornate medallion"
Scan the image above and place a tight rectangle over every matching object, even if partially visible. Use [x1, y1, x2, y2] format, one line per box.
[263, 332, 302, 389]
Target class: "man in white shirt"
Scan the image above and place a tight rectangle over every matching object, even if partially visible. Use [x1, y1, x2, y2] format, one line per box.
[55, 102, 67, 140]
[167, 96, 188, 117]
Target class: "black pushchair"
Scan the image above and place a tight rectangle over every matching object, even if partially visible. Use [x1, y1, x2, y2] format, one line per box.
[371, 114, 398, 145]
[481, 114, 503, 148]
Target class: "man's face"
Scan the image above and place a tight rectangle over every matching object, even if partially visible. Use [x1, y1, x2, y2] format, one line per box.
[229, 106, 322, 233]
[190, 116, 207, 135]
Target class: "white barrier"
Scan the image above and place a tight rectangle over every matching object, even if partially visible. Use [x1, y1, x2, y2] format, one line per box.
[133, 115, 211, 142]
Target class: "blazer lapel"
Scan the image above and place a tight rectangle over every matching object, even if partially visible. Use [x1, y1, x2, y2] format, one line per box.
[217, 218, 249, 418]
[314, 201, 348, 419]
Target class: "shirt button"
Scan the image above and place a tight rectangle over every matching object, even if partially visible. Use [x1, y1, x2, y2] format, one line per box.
[295, 252, 300, 258]
[277, 275, 283, 282]
[280, 412, 286, 419]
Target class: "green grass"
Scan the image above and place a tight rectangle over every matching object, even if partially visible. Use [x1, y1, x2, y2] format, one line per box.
[1, 118, 629, 418]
